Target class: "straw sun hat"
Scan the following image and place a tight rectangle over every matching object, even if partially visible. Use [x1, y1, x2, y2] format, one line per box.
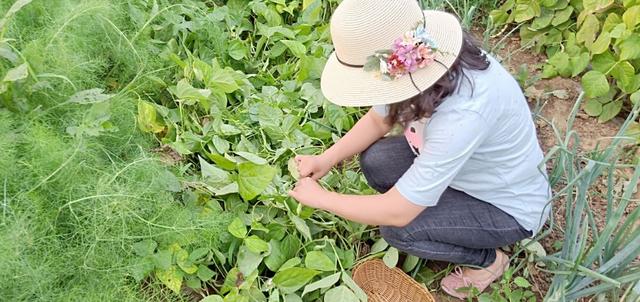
[320, 0, 463, 107]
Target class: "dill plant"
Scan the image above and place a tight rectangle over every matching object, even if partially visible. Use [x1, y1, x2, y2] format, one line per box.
[0, 1, 229, 301]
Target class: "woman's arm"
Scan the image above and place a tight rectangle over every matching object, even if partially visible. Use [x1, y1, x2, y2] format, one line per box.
[322, 108, 392, 166]
[289, 178, 426, 227]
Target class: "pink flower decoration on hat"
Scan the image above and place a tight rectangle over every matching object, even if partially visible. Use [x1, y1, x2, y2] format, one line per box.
[364, 24, 439, 80]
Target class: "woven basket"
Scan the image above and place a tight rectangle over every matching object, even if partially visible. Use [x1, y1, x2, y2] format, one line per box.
[352, 259, 435, 302]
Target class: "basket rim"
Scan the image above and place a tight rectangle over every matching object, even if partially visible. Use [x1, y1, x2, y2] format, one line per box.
[352, 258, 435, 302]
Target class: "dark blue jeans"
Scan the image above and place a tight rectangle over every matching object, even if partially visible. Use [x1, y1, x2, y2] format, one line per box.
[360, 136, 532, 267]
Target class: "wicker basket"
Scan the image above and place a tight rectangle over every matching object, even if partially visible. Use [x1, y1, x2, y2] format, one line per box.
[352, 259, 435, 302]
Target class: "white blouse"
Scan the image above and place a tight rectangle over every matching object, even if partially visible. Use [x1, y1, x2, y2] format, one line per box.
[372, 54, 551, 234]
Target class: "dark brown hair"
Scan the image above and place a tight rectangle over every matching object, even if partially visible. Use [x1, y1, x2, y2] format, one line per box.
[386, 31, 490, 127]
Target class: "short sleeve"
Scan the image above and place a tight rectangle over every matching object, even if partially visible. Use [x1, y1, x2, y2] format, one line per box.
[395, 109, 490, 206]
[371, 105, 389, 118]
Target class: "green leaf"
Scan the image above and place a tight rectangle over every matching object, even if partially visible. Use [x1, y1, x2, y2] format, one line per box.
[235, 151, 268, 165]
[201, 295, 224, 302]
[237, 245, 264, 276]
[2, 62, 28, 82]
[570, 52, 590, 77]
[173, 79, 211, 103]
[0, 0, 33, 32]
[68, 88, 113, 104]
[245, 235, 270, 254]
[176, 249, 198, 274]
[620, 36, 640, 60]
[598, 100, 623, 122]
[287, 157, 300, 180]
[228, 217, 247, 239]
[513, 4, 537, 23]
[197, 265, 215, 281]
[189, 248, 210, 262]
[281, 40, 306, 58]
[156, 266, 184, 293]
[582, 71, 609, 97]
[324, 286, 359, 302]
[265, 236, 299, 272]
[301, 0, 322, 24]
[208, 61, 239, 94]
[592, 51, 616, 73]
[591, 31, 611, 54]
[228, 40, 247, 60]
[273, 267, 319, 294]
[289, 214, 312, 241]
[611, 61, 636, 92]
[237, 162, 276, 200]
[279, 257, 302, 271]
[549, 51, 571, 77]
[137, 100, 164, 133]
[623, 5, 640, 28]
[304, 251, 335, 271]
[370, 238, 389, 254]
[383, 247, 399, 268]
[199, 156, 230, 184]
[514, 276, 532, 288]
[576, 14, 599, 47]
[301, 272, 340, 297]
[133, 240, 157, 257]
[602, 12, 622, 32]
[153, 249, 172, 270]
[341, 272, 368, 302]
[402, 254, 420, 272]
[363, 56, 382, 72]
[185, 275, 200, 289]
[551, 6, 573, 26]
[584, 98, 604, 116]
[0, 43, 18, 63]
[631, 91, 640, 105]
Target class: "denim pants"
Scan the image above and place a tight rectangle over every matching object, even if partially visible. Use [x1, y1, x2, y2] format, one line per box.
[360, 136, 532, 267]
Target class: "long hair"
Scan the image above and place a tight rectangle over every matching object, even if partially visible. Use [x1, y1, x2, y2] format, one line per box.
[386, 31, 490, 127]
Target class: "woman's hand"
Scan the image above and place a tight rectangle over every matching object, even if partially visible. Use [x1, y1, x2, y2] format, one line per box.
[288, 177, 330, 209]
[295, 154, 335, 180]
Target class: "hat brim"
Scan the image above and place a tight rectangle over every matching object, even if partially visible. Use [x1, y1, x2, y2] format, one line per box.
[320, 10, 463, 107]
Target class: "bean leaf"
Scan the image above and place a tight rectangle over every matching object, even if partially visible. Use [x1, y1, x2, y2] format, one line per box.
[273, 267, 319, 294]
[245, 235, 270, 254]
[402, 254, 420, 272]
[2, 63, 28, 82]
[304, 251, 335, 271]
[237, 245, 264, 276]
[582, 71, 609, 97]
[281, 40, 306, 58]
[289, 214, 312, 241]
[132, 239, 157, 257]
[342, 272, 368, 302]
[514, 276, 532, 288]
[156, 266, 183, 293]
[137, 100, 164, 133]
[237, 162, 277, 200]
[201, 295, 224, 302]
[235, 151, 268, 165]
[199, 156, 230, 184]
[324, 285, 359, 302]
[301, 272, 340, 297]
[370, 238, 389, 254]
[383, 247, 399, 268]
[228, 217, 247, 239]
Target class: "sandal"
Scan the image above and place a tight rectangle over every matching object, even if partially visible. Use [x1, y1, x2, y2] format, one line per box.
[440, 250, 510, 299]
